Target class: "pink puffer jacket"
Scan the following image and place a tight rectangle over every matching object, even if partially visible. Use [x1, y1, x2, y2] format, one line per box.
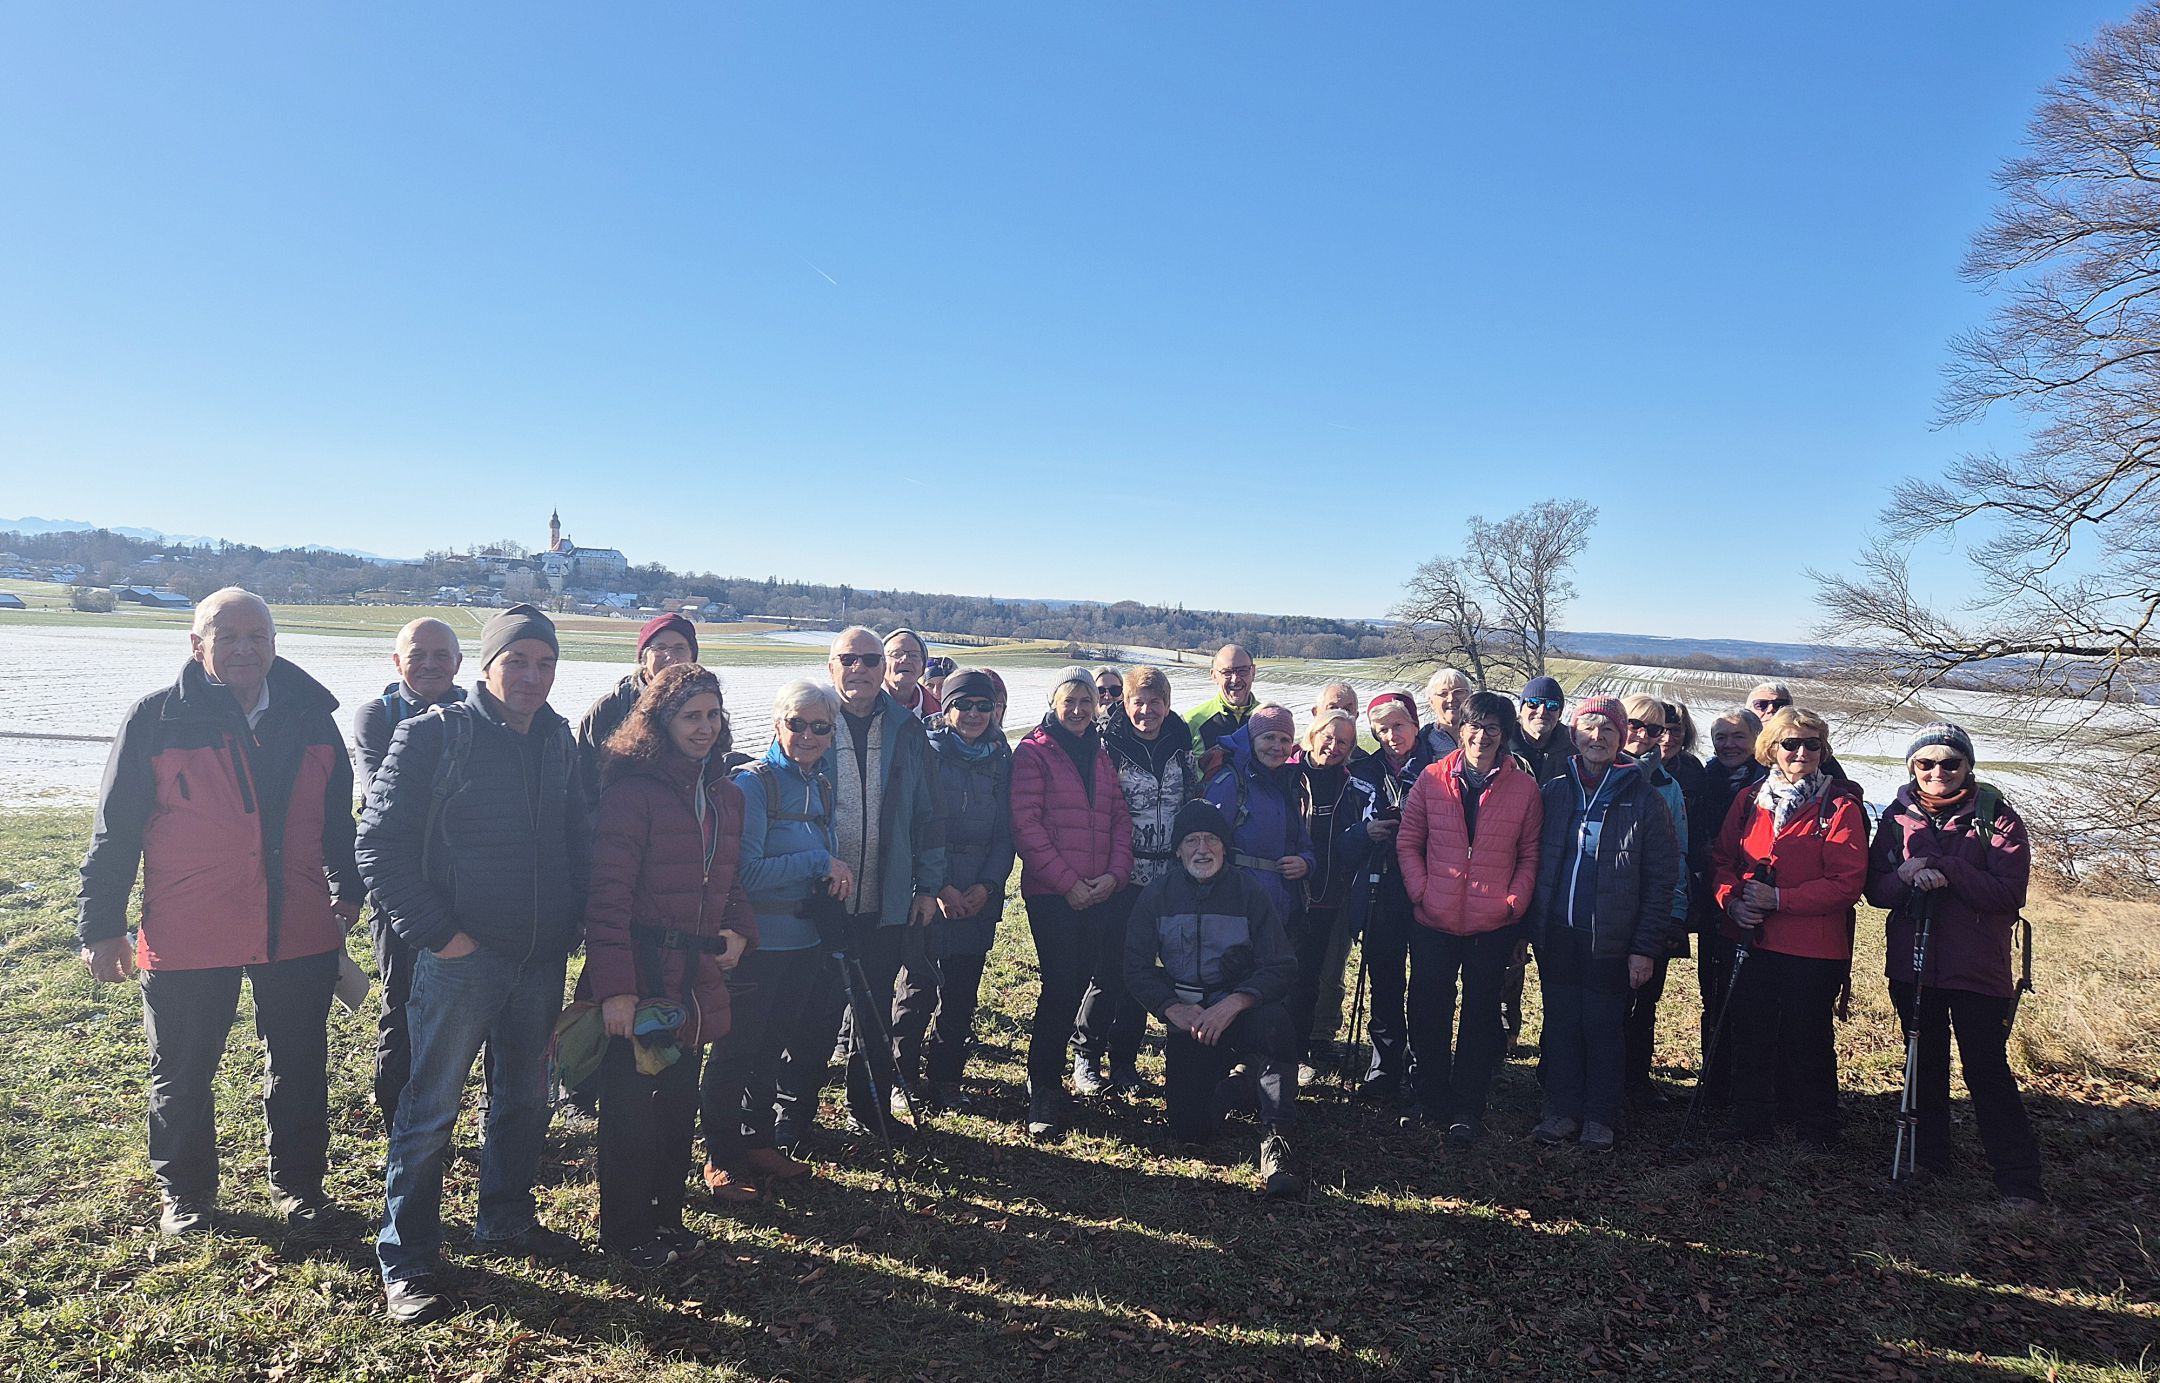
[1011, 724, 1134, 899]
[1397, 750, 1544, 936]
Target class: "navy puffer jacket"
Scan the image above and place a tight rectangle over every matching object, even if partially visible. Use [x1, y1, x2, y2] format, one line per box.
[926, 724, 1015, 957]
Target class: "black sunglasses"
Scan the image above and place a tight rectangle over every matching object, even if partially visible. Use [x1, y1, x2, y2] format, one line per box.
[1778, 736, 1824, 753]
[1752, 698, 1792, 713]
[834, 653, 883, 669]
[951, 698, 995, 714]
[1626, 719, 1666, 737]
[1912, 756, 1965, 773]
[785, 717, 835, 736]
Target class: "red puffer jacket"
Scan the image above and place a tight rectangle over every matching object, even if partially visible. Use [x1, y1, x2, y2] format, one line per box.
[583, 752, 758, 1048]
[1711, 778, 1867, 960]
[1397, 750, 1544, 936]
[1011, 723, 1134, 899]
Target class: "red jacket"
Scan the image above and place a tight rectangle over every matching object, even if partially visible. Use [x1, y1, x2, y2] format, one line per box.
[583, 752, 758, 1048]
[78, 658, 358, 972]
[1710, 779, 1867, 960]
[1397, 750, 1544, 936]
[1011, 724, 1134, 899]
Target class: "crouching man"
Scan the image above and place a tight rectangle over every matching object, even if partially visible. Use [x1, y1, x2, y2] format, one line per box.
[1123, 800, 1304, 1199]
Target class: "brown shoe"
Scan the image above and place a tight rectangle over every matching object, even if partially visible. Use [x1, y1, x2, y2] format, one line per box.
[743, 1146, 814, 1182]
[703, 1164, 761, 1204]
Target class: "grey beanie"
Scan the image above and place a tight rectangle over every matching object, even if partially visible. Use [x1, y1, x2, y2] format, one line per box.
[1048, 666, 1096, 703]
[480, 603, 559, 669]
[1904, 722, 1975, 766]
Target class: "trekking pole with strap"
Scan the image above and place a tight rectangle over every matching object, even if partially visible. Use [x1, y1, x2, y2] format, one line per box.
[832, 936, 920, 1193]
[1340, 942, 1370, 1094]
[1678, 860, 1774, 1147]
[1890, 889, 1939, 1184]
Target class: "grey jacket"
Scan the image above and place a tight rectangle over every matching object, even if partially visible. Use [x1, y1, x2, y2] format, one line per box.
[1124, 865, 1296, 1016]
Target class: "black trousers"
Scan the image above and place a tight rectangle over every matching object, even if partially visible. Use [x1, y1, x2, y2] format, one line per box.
[1534, 930, 1632, 1128]
[1407, 926, 1516, 1127]
[140, 948, 338, 1201]
[702, 945, 824, 1164]
[1360, 882, 1416, 1085]
[1163, 1002, 1299, 1140]
[1888, 981, 2044, 1199]
[1622, 954, 1672, 1090]
[1694, 934, 1741, 1104]
[892, 940, 990, 1084]
[774, 918, 905, 1134]
[1730, 948, 1844, 1142]
[1074, 886, 1147, 1067]
[598, 1034, 699, 1246]
[1287, 903, 1335, 1051]
[1025, 894, 1116, 1095]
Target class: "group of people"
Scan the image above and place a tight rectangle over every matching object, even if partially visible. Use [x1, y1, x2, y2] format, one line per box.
[75, 592, 2047, 1327]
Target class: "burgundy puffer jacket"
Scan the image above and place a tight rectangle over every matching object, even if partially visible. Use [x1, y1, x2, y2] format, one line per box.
[1864, 781, 2030, 998]
[1012, 723, 1134, 899]
[584, 752, 758, 1047]
[1397, 750, 1544, 936]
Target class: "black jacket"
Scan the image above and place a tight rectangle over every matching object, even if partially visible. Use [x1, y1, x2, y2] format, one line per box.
[356, 687, 593, 959]
[353, 679, 465, 791]
[575, 672, 645, 805]
[1508, 724, 1570, 784]
[1124, 865, 1296, 1017]
[1527, 761, 1680, 961]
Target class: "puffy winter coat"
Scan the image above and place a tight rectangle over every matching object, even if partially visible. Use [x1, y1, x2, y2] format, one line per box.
[354, 679, 465, 791]
[1201, 726, 1316, 923]
[584, 751, 758, 1047]
[733, 741, 838, 953]
[1637, 753, 1693, 928]
[1865, 781, 2030, 998]
[1012, 721, 1133, 899]
[1527, 759, 1681, 960]
[79, 657, 360, 971]
[1123, 864, 1296, 1015]
[1710, 777, 1867, 961]
[356, 687, 593, 960]
[1397, 750, 1543, 936]
[1103, 706, 1202, 890]
[926, 724, 1015, 956]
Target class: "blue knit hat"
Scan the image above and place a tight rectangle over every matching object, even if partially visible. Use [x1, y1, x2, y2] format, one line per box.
[1521, 675, 1564, 706]
[1904, 722, 1975, 767]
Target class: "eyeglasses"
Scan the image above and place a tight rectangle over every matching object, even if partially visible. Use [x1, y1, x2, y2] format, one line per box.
[1216, 666, 1254, 678]
[1463, 722, 1507, 738]
[1626, 719, 1666, 738]
[1751, 698, 1792, 713]
[951, 698, 995, 714]
[785, 717, 835, 736]
[1522, 697, 1561, 712]
[1912, 756, 1965, 773]
[834, 653, 883, 669]
[1778, 736, 1824, 753]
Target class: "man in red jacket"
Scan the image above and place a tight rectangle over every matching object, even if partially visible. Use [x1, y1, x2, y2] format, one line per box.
[78, 588, 363, 1240]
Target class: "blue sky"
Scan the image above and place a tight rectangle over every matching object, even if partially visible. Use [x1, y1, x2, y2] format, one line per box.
[0, 2, 2131, 641]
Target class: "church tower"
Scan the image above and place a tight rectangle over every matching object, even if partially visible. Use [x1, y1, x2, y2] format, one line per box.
[548, 508, 562, 553]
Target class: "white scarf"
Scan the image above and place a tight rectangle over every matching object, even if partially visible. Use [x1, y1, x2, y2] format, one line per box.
[1759, 770, 1827, 830]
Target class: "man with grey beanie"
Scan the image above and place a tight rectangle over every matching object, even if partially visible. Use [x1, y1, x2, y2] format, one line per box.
[357, 602, 595, 1323]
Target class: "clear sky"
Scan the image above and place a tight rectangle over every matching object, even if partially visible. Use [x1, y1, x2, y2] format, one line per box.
[0, 2, 2132, 641]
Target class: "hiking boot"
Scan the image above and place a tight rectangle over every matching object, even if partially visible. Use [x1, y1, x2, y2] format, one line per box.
[1443, 1122, 1479, 1151]
[1107, 1059, 1145, 1096]
[1579, 1121, 1617, 1153]
[604, 1235, 679, 1269]
[275, 1188, 365, 1240]
[472, 1223, 585, 1264]
[1213, 1068, 1261, 1118]
[1026, 1086, 1065, 1141]
[1071, 1053, 1107, 1096]
[383, 1276, 454, 1326]
[770, 1115, 803, 1157]
[1356, 1073, 1402, 1106]
[742, 1146, 814, 1182]
[1531, 1115, 1580, 1146]
[1259, 1132, 1304, 1200]
[158, 1194, 215, 1239]
[657, 1224, 709, 1262]
[705, 1164, 761, 1204]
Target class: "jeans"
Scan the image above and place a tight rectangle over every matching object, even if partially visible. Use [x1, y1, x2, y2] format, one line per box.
[1730, 947, 1844, 1143]
[377, 944, 566, 1285]
[1359, 882, 1415, 1086]
[1888, 981, 2044, 1199]
[1535, 929, 1632, 1128]
[1073, 886, 1146, 1068]
[893, 944, 990, 1084]
[1163, 1002, 1299, 1140]
[140, 948, 338, 1201]
[1407, 926, 1516, 1128]
[598, 1034, 700, 1247]
[703, 945, 824, 1163]
[1622, 954, 1673, 1090]
[1025, 894, 1115, 1095]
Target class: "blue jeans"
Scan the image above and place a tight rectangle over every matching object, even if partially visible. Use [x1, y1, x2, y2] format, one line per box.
[377, 945, 565, 1284]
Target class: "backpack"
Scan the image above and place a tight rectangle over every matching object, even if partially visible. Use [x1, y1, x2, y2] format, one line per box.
[1971, 782, 2036, 1013]
[739, 759, 834, 830]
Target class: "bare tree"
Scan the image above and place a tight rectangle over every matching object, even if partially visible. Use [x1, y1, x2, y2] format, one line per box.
[1814, 3, 2160, 879]
[1390, 499, 1598, 686]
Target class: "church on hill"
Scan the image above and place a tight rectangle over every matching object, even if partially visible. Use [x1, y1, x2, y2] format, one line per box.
[538, 508, 629, 593]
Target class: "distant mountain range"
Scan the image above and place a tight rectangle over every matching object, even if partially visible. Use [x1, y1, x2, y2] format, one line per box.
[0, 516, 405, 564]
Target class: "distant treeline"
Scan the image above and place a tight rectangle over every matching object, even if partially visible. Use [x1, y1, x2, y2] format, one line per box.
[1560, 645, 1809, 678]
[1, 528, 1393, 660]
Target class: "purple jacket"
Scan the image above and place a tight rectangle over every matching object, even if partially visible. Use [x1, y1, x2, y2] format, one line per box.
[1864, 781, 2029, 999]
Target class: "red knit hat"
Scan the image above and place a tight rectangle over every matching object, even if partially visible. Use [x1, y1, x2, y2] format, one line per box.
[1366, 691, 1419, 726]
[638, 612, 699, 661]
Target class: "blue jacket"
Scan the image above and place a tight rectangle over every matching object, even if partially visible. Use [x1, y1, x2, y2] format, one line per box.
[1201, 726, 1315, 923]
[1635, 753, 1692, 926]
[1339, 743, 1436, 937]
[832, 688, 948, 927]
[733, 740, 838, 952]
[925, 724, 1014, 957]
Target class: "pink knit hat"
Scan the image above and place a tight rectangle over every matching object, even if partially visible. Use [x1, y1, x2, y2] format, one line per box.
[1248, 705, 1296, 740]
[1572, 695, 1625, 731]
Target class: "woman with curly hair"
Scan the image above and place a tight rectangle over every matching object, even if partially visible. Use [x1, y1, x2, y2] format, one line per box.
[586, 663, 756, 1267]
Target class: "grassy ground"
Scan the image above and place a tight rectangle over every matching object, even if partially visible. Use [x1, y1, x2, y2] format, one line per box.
[0, 809, 2153, 1382]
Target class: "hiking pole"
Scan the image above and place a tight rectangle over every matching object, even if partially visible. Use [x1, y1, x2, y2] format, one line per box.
[831, 940, 912, 1193]
[1890, 891, 1938, 1185]
[1678, 862, 1776, 1148]
[1341, 942, 1370, 1095]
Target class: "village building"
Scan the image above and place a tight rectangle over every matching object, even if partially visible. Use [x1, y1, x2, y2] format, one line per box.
[537, 508, 629, 593]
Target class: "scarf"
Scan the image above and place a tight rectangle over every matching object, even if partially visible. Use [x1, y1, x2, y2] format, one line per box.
[1042, 715, 1100, 802]
[1760, 769, 1827, 830]
[832, 708, 885, 915]
[1913, 779, 1975, 821]
[944, 729, 999, 763]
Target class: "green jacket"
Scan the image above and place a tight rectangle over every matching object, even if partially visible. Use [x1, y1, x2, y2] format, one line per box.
[1186, 695, 1256, 756]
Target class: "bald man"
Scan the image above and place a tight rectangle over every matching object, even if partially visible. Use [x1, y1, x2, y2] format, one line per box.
[351, 617, 468, 1132]
[1187, 644, 1259, 754]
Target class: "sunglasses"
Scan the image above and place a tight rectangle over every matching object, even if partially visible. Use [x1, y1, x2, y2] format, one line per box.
[834, 653, 883, 669]
[1096, 683, 1122, 695]
[1626, 719, 1667, 738]
[951, 698, 995, 714]
[1778, 736, 1824, 753]
[1752, 698, 1793, 713]
[1522, 697, 1562, 712]
[1912, 756, 1966, 773]
[785, 717, 835, 736]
